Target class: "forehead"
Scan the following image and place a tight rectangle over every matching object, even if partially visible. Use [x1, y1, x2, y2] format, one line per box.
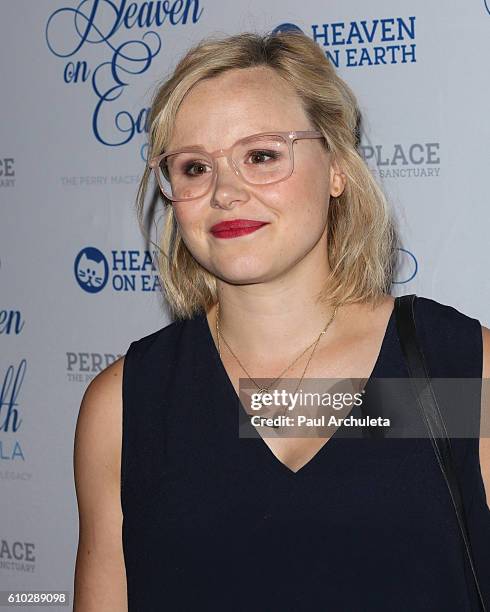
[169, 66, 309, 149]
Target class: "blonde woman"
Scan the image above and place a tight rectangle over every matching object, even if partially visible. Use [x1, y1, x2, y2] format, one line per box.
[73, 31, 490, 611]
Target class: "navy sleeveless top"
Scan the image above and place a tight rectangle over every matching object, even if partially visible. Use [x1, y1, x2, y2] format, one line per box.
[121, 295, 490, 611]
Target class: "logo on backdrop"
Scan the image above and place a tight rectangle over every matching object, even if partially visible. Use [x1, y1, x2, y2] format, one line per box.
[0, 310, 24, 335]
[0, 538, 36, 573]
[394, 248, 418, 284]
[45, 0, 204, 147]
[273, 17, 416, 68]
[0, 157, 15, 188]
[273, 23, 303, 35]
[74, 246, 161, 293]
[66, 351, 123, 383]
[359, 141, 441, 179]
[74, 247, 109, 293]
[0, 360, 26, 463]
[485, 0, 490, 16]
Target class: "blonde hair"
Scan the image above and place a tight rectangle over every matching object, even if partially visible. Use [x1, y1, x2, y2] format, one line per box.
[136, 30, 399, 320]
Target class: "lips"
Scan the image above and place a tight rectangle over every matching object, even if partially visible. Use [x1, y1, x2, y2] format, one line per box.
[210, 219, 268, 232]
[210, 219, 269, 239]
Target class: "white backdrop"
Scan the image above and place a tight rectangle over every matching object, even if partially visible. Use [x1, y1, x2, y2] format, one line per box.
[1, 0, 489, 607]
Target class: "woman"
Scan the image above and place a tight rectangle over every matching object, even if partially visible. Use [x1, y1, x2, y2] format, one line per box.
[73, 31, 490, 611]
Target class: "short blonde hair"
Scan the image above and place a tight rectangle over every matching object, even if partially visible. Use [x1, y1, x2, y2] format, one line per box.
[136, 30, 399, 320]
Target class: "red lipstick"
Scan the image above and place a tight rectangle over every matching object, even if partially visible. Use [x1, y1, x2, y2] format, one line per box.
[210, 219, 269, 239]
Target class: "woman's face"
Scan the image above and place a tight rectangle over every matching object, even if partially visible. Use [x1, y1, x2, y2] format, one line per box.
[166, 66, 345, 285]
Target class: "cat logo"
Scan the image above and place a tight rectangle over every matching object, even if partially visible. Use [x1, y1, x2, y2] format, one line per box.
[271, 23, 304, 36]
[74, 247, 109, 293]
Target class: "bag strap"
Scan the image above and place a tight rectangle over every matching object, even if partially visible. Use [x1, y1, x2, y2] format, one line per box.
[394, 294, 487, 611]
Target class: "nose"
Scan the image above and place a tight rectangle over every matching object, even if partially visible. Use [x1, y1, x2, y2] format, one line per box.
[209, 154, 249, 210]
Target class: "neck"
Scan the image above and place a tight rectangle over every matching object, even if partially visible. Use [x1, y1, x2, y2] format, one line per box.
[205, 233, 378, 367]
[208, 274, 345, 366]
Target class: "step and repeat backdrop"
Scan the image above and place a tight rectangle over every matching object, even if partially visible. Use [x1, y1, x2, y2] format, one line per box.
[1, 0, 489, 606]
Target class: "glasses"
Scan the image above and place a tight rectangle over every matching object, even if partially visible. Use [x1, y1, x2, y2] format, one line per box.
[148, 130, 327, 202]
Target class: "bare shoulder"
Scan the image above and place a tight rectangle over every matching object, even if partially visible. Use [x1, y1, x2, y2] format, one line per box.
[480, 325, 490, 508]
[482, 325, 490, 373]
[82, 355, 125, 408]
[75, 356, 125, 482]
[73, 356, 127, 611]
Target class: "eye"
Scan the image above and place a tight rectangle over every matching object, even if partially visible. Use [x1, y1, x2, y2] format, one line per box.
[183, 160, 212, 177]
[246, 150, 281, 164]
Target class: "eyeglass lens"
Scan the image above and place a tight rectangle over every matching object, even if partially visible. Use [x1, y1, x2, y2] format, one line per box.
[157, 134, 292, 200]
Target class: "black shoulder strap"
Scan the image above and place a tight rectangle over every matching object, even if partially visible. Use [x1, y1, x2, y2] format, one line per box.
[394, 293, 487, 611]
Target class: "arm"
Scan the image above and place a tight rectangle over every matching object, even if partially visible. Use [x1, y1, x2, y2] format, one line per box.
[479, 325, 490, 509]
[73, 357, 128, 611]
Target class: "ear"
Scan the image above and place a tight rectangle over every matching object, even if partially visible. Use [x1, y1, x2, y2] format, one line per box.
[329, 157, 347, 198]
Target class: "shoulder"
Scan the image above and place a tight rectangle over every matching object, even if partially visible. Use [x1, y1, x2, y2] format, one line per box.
[74, 317, 188, 455]
[483, 325, 490, 378]
[75, 357, 126, 476]
[73, 315, 190, 493]
[410, 295, 483, 378]
[123, 315, 202, 370]
[481, 327, 490, 507]
[125, 317, 188, 359]
[73, 358, 128, 607]
[410, 296, 490, 506]
[75, 353, 129, 482]
[413, 294, 481, 329]
[74, 317, 181, 495]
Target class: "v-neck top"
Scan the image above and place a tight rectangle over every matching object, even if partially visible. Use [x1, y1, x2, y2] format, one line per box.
[121, 295, 490, 611]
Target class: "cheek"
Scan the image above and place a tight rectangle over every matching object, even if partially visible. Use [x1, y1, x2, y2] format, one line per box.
[271, 173, 329, 230]
[172, 203, 192, 227]
[172, 204, 203, 243]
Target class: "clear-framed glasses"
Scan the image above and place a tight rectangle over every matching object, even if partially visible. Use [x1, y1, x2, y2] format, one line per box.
[148, 130, 327, 202]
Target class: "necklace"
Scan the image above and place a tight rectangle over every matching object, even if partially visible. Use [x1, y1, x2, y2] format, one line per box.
[215, 302, 339, 428]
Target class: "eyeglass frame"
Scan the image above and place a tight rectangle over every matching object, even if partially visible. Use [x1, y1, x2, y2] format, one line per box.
[148, 130, 328, 202]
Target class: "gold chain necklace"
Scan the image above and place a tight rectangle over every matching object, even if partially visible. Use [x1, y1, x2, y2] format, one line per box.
[215, 302, 339, 428]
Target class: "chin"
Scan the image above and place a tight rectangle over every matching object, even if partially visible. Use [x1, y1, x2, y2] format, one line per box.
[211, 260, 273, 285]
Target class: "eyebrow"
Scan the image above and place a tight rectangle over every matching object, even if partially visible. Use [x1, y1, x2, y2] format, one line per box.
[166, 130, 287, 152]
[166, 142, 208, 151]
